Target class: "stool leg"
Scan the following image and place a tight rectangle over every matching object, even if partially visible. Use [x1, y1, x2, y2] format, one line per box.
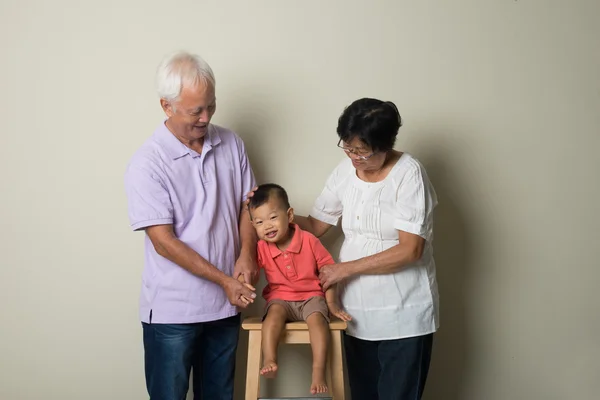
[245, 330, 262, 400]
[330, 330, 345, 400]
[326, 345, 333, 395]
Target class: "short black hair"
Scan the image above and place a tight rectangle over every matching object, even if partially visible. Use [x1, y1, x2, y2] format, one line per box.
[337, 98, 403, 153]
[248, 183, 290, 211]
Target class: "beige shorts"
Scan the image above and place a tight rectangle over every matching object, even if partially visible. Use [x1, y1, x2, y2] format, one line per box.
[263, 296, 330, 323]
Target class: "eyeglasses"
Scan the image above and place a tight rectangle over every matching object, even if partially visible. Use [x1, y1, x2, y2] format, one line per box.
[337, 139, 377, 161]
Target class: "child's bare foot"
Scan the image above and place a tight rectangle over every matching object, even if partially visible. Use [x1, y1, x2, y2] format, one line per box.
[310, 367, 328, 394]
[260, 361, 278, 378]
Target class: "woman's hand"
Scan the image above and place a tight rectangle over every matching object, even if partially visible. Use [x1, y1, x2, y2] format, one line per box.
[319, 263, 349, 291]
[327, 301, 352, 322]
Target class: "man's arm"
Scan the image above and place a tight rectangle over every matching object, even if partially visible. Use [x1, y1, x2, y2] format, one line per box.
[146, 224, 256, 307]
[234, 206, 259, 285]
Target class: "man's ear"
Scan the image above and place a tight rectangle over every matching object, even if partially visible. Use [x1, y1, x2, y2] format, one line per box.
[287, 207, 295, 223]
[160, 99, 174, 117]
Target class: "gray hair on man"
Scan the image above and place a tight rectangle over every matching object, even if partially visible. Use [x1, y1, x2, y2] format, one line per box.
[156, 51, 216, 103]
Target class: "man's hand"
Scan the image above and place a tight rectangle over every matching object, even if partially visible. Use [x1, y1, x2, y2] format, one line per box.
[243, 186, 259, 208]
[327, 301, 352, 322]
[223, 276, 256, 308]
[319, 264, 348, 291]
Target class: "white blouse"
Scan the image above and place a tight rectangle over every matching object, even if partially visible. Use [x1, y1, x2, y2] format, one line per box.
[311, 153, 439, 340]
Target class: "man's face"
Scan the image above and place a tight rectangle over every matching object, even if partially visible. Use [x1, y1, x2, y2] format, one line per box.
[250, 198, 293, 244]
[161, 82, 216, 142]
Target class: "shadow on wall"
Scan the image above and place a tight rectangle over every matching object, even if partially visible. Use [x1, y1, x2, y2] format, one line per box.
[219, 89, 281, 400]
[220, 94, 474, 398]
[416, 138, 474, 400]
[223, 89, 350, 399]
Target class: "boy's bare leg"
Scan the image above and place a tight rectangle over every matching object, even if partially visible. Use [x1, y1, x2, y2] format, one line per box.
[260, 304, 287, 378]
[306, 312, 329, 394]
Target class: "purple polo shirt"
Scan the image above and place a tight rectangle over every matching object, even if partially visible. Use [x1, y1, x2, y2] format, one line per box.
[124, 122, 256, 324]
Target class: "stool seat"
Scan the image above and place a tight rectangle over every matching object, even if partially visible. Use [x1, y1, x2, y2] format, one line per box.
[242, 316, 348, 330]
[242, 316, 347, 400]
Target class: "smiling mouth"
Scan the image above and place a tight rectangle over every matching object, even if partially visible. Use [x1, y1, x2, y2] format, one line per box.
[265, 231, 277, 239]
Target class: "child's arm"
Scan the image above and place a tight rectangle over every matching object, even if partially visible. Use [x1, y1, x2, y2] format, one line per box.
[310, 235, 352, 322]
[325, 285, 351, 322]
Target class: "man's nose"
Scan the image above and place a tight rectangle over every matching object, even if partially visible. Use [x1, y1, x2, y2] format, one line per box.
[197, 109, 210, 122]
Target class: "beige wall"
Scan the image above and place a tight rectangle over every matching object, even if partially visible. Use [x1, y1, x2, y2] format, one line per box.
[1, 0, 599, 399]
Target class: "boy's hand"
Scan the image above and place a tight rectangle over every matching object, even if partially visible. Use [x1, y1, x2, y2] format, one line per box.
[237, 274, 256, 305]
[327, 301, 352, 322]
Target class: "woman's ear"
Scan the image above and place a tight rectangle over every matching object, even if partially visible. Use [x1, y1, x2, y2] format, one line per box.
[287, 207, 295, 223]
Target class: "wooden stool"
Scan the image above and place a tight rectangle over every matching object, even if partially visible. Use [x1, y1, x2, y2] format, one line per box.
[242, 316, 347, 400]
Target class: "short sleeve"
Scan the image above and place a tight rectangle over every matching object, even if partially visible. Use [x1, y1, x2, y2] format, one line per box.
[310, 236, 335, 270]
[124, 163, 173, 231]
[393, 163, 437, 240]
[238, 138, 257, 202]
[256, 242, 266, 270]
[310, 161, 347, 225]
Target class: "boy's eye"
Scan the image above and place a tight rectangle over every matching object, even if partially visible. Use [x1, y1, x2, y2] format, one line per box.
[270, 216, 277, 220]
[255, 221, 262, 225]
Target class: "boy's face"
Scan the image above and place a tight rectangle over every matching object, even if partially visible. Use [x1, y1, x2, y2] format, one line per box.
[250, 198, 294, 244]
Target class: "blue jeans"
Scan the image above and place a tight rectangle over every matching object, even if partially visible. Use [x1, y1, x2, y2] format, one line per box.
[142, 314, 241, 400]
[344, 332, 433, 400]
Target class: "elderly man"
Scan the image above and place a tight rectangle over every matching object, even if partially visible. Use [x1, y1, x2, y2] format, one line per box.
[125, 51, 257, 400]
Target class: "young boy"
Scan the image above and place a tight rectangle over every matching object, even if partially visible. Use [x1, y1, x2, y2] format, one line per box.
[246, 183, 351, 395]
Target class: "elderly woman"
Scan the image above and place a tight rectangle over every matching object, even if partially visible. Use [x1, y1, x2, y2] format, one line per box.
[295, 98, 439, 400]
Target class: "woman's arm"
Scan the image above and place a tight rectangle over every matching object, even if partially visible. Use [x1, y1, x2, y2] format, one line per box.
[294, 215, 334, 238]
[319, 230, 425, 290]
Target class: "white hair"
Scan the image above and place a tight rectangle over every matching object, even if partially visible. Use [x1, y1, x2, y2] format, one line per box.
[156, 51, 216, 102]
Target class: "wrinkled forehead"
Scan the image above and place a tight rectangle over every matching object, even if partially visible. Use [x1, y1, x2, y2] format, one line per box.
[178, 83, 216, 106]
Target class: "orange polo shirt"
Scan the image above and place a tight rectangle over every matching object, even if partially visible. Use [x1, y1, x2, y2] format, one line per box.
[257, 224, 335, 303]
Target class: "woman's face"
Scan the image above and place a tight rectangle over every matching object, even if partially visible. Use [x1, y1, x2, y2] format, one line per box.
[341, 137, 388, 172]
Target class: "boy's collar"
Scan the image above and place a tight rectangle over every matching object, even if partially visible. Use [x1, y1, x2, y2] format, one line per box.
[267, 224, 303, 257]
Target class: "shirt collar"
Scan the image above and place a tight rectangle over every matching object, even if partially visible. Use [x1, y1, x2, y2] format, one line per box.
[267, 224, 303, 258]
[154, 121, 221, 160]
